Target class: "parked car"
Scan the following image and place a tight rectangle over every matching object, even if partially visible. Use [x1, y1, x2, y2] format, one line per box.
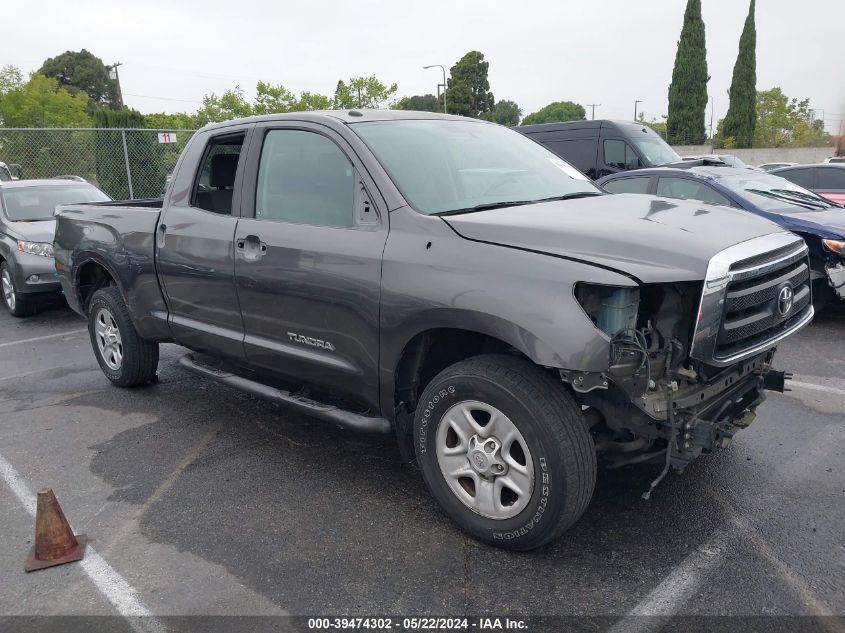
[0, 179, 110, 316]
[56, 111, 810, 550]
[516, 119, 682, 180]
[0, 162, 12, 182]
[824, 157, 845, 164]
[597, 166, 845, 308]
[772, 163, 845, 205]
[759, 162, 797, 171]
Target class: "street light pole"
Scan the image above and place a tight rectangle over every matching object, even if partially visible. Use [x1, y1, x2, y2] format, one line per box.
[423, 64, 447, 114]
[709, 95, 715, 150]
[587, 103, 601, 120]
[634, 100, 643, 121]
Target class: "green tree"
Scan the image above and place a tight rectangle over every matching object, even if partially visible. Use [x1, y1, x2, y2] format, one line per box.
[738, 87, 830, 148]
[143, 112, 197, 130]
[394, 94, 440, 112]
[0, 73, 90, 127]
[493, 100, 522, 126]
[721, 0, 757, 148]
[666, 0, 709, 144]
[444, 51, 494, 118]
[194, 86, 253, 125]
[293, 91, 332, 111]
[253, 81, 298, 114]
[0, 65, 24, 97]
[38, 49, 119, 110]
[521, 101, 586, 125]
[94, 109, 165, 199]
[334, 76, 398, 109]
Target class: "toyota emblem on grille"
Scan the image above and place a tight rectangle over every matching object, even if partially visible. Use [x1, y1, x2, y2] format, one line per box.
[777, 285, 794, 316]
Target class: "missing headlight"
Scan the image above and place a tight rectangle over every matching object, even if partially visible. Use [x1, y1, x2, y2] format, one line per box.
[575, 283, 640, 338]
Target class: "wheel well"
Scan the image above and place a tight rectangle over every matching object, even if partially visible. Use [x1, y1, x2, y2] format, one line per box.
[394, 329, 527, 413]
[77, 261, 116, 313]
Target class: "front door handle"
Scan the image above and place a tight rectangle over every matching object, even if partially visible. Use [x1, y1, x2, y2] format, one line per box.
[236, 235, 266, 260]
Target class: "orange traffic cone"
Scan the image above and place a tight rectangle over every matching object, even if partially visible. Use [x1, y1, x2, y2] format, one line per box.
[24, 488, 87, 572]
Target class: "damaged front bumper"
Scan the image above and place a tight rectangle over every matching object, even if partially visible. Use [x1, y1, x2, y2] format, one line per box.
[826, 263, 845, 300]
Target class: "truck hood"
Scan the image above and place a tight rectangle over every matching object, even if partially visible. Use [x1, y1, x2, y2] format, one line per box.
[442, 194, 786, 282]
[7, 219, 56, 243]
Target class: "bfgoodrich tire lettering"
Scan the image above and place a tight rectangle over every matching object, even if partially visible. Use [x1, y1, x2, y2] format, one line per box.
[88, 286, 159, 387]
[414, 354, 596, 550]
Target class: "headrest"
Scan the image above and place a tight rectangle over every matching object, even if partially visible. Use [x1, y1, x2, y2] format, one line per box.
[210, 153, 239, 188]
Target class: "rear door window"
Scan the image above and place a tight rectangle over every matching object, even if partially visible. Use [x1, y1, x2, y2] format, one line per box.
[193, 134, 245, 214]
[602, 177, 651, 194]
[817, 167, 845, 190]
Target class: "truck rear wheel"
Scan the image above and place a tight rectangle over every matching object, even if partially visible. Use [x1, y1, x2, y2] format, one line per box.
[88, 287, 159, 387]
[413, 354, 595, 550]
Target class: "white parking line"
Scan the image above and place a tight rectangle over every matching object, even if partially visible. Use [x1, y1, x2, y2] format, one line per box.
[0, 453, 166, 633]
[606, 528, 736, 633]
[0, 329, 88, 348]
[790, 380, 845, 398]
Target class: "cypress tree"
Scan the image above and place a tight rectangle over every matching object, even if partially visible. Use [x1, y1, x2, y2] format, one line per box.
[666, 0, 709, 145]
[721, 0, 757, 148]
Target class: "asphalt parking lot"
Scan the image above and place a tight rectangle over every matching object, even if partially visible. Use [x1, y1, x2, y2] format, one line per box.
[0, 302, 843, 631]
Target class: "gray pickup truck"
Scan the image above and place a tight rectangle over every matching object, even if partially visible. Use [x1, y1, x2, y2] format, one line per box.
[55, 111, 813, 550]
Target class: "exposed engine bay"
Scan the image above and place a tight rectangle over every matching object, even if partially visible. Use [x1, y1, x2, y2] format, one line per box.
[564, 282, 791, 490]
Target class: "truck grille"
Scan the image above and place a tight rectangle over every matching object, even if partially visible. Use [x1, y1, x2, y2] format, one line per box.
[716, 255, 811, 359]
[690, 233, 814, 367]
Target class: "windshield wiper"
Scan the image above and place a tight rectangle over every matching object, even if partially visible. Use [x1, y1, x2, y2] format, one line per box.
[770, 188, 831, 207]
[745, 188, 826, 210]
[434, 192, 603, 216]
[434, 200, 537, 216]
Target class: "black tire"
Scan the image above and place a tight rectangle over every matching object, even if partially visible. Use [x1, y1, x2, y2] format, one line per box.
[812, 278, 834, 313]
[414, 354, 596, 550]
[88, 286, 159, 387]
[1, 261, 38, 317]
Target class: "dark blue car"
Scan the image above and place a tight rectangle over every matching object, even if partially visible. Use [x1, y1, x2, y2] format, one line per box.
[597, 166, 845, 308]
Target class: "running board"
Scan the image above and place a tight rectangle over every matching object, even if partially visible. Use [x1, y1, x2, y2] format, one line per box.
[178, 354, 391, 434]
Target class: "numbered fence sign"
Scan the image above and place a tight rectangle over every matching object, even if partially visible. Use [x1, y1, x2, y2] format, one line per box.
[157, 132, 177, 144]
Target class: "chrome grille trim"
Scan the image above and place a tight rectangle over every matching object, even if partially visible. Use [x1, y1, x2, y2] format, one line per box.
[690, 232, 814, 367]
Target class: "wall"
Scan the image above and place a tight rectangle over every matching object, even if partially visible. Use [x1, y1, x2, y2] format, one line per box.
[670, 145, 835, 165]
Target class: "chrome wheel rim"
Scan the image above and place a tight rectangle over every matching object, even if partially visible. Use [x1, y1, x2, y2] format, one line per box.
[435, 400, 534, 520]
[2, 269, 15, 311]
[94, 308, 123, 370]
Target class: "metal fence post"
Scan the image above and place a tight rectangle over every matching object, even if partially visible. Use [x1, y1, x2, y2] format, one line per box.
[120, 129, 134, 199]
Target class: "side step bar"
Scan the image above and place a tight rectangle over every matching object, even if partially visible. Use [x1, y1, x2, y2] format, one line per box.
[178, 354, 391, 434]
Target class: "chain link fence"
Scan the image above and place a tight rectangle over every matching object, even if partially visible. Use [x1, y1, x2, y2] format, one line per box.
[0, 128, 196, 200]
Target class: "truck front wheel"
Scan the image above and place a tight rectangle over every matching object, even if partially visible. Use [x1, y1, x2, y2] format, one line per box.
[413, 355, 596, 550]
[88, 287, 159, 387]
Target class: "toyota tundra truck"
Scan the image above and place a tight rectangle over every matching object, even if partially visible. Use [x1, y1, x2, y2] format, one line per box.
[54, 111, 813, 550]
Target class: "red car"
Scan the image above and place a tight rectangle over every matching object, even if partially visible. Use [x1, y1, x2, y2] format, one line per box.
[772, 164, 845, 205]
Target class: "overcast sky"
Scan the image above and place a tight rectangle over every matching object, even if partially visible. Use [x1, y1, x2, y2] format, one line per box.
[6, 0, 844, 131]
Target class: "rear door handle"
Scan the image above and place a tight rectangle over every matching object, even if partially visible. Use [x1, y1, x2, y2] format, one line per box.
[156, 224, 167, 248]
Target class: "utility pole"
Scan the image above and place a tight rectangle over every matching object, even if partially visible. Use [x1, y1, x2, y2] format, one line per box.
[587, 104, 601, 120]
[633, 100, 643, 121]
[709, 95, 715, 149]
[108, 62, 124, 109]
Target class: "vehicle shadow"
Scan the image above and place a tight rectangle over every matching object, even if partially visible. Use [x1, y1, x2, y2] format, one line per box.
[80, 357, 742, 616]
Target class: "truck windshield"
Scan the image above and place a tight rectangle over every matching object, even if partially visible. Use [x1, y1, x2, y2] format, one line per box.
[719, 173, 833, 211]
[2, 184, 110, 221]
[632, 138, 681, 167]
[353, 120, 601, 215]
